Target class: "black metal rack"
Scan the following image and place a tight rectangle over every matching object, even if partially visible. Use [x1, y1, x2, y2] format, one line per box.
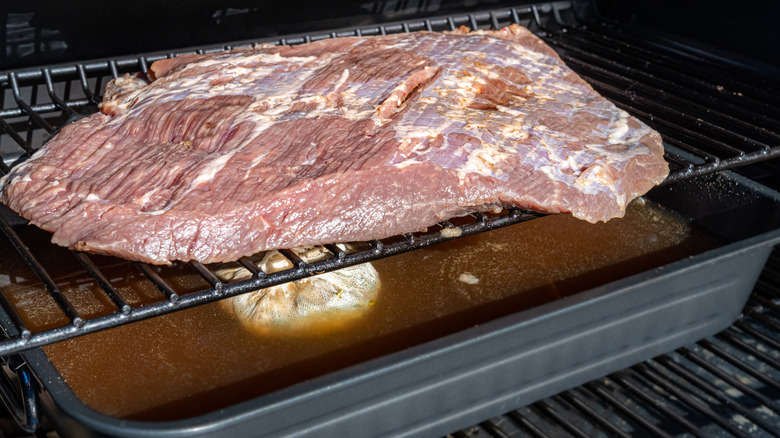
[450, 248, 780, 438]
[0, 0, 777, 359]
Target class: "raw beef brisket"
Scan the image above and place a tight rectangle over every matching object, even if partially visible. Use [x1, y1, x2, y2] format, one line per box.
[0, 25, 668, 264]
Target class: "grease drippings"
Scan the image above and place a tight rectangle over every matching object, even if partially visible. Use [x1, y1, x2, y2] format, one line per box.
[0, 200, 720, 421]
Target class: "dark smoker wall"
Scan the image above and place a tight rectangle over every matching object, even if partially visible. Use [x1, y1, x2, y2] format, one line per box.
[3, 0, 778, 75]
[1, 0, 528, 70]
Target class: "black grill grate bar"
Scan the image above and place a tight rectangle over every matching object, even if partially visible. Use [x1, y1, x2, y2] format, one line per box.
[662, 147, 780, 186]
[585, 379, 678, 438]
[0, 288, 31, 341]
[323, 243, 346, 260]
[632, 362, 753, 438]
[108, 60, 119, 80]
[532, 400, 590, 438]
[567, 68, 772, 156]
[545, 33, 780, 131]
[237, 257, 264, 278]
[8, 73, 54, 134]
[73, 253, 131, 315]
[0, 155, 9, 175]
[478, 420, 511, 438]
[676, 346, 780, 414]
[716, 330, 780, 376]
[556, 51, 780, 146]
[42, 69, 80, 120]
[75, 64, 100, 105]
[278, 249, 306, 271]
[558, 390, 633, 438]
[751, 281, 780, 311]
[732, 320, 780, 352]
[742, 307, 780, 333]
[756, 276, 780, 300]
[663, 150, 696, 170]
[0, 116, 35, 156]
[1, 57, 147, 85]
[654, 355, 780, 437]
[610, 371, 707, 438]
[506, 409, 553, 438]
[664, 136, 720, 165]
[569, 21, 780, 99]
[0, 99, 92, 120]
[134, 263, 179, 302]
[189, 261, 223, 290]
[0, 216, 82, 327]
[551, 25, 780, 115]
[698, 339, 780, 391]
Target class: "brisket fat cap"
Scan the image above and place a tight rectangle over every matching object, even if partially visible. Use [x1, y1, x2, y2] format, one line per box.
[0, 24, 668, 265]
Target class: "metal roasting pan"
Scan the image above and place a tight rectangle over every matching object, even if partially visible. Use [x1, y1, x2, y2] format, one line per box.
[1, 169, 778, 437]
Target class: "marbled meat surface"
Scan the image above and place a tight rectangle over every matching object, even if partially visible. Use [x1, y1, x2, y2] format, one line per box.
[0, 25, 668, 264]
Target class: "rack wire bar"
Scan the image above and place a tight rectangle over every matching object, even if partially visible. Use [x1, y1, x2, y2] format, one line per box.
[0, 216, 82, 327]
[72, 253, 131, 315]
[558, 390, 634, 438]
[0, 1, 777, 357]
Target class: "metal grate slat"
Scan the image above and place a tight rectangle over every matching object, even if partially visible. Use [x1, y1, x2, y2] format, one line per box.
[585, 379, 676, 437]
[716, 330, 780, 374]
[744, 307, 780, 333]
[604, 375, 699, 438]
[654, 355, 780, 437]
[554, 62, 775, 157]
[189, 261, 223, 290]
[0, 216, 81, 327]
[556, 53, 780, 150]
[558, 390, 633, 438]
[732, 320, 780, 352]
[0, 287, 31, 341]
[73, 253, 131, 315]
[566, 22, 780, 101]
[134, 263, 179, 302]
[698, 339, 780, 392]
[636, 362, 767, 438]
[543, 32, 780, 133]
[237, 257, 263, 278]
[7, 74, 54, 135]
[478, 420, 511, 438]
[506, 409, 552, 438]
[532, 400, 591, 438]
[748, 288, 780, 314]
[549, 25, 780, 118]
[41, 69, 80, 120]
[676, 346, 780, 414]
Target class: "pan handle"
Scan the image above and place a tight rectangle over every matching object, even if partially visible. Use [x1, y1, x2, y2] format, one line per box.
[0, 355, 40, 434]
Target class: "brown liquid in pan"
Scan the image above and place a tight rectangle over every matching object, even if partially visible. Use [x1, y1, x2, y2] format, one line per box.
[0, 200, 720, 421]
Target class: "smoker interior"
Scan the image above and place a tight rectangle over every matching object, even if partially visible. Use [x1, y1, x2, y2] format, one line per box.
[0, 0, 779, 436]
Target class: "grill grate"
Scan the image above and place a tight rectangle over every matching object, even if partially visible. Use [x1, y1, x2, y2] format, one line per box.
[450, 251, 780, 437]
[0, 1, 777, 356]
